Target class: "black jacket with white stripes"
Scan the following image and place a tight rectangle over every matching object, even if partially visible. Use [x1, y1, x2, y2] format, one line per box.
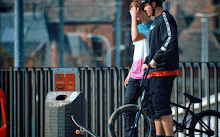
[144, 10, 179, 72]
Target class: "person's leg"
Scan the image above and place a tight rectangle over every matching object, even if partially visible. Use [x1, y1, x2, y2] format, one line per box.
[161, 114, 174, 136]
[159, 76, 175, 137]
[154, 118, 165, 136]
[124, 78, 142, 137]
[149, 77, 162, 137]
[151, 76, 175, 137]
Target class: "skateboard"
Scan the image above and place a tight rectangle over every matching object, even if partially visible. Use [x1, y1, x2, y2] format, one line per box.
[71, 115, 99, 137]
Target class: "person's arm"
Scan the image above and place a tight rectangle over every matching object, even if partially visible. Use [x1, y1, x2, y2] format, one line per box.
[124, 65, 133, 88]
[152, 13, 178, 63]
[130, 7, 147, 42]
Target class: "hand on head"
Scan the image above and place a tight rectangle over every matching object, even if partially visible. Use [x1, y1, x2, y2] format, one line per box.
[129, 6, 139, 18]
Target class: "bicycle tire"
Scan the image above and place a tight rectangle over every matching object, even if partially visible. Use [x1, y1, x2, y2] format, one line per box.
[108, 104, 152, 137]
[189, 110, 220, 137]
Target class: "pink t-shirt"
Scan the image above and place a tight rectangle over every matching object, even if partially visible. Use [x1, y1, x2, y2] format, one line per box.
[130, 22, 152, 79]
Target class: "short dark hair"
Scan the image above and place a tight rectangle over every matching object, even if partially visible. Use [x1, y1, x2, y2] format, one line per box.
[142, 0, 164, 7]
[154, 0, 163, 7]
[130, 0, 143, 10]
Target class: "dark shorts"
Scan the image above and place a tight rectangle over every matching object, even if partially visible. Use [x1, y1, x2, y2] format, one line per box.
[149, 76, 176, 119]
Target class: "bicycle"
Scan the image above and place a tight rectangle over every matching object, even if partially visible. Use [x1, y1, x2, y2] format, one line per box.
[108, 67, 220, 137]
[171, 94, 220, 137]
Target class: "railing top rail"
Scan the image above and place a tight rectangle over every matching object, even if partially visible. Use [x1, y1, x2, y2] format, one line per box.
[0, 62, 219, 71]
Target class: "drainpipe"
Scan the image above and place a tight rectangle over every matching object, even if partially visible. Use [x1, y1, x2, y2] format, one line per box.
[195, 13, 218, 97]
[115, 0, 122, 67]
[59, 0, 65, 67]
[14, 0, 24, 68]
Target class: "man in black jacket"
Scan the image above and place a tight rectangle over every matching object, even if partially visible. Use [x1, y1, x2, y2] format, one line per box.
[141, 0, 179, 137]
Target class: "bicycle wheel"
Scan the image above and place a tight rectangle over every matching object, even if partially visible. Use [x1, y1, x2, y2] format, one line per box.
[108, 104, 152, 137]
[189, 110, 220, 137]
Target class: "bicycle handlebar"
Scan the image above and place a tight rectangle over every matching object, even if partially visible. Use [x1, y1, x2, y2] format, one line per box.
[140, 65, 151, 87]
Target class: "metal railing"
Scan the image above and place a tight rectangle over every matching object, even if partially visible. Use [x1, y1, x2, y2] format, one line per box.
[0, 62, 219, 137]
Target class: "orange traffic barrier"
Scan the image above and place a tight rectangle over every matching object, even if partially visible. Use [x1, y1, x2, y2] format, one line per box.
[0, 88, 6, 137]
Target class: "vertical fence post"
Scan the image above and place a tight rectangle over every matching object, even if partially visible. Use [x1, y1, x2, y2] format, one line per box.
[22, 69, 25, 136]
[24, 68, 29, 137]
[190, 63, 194, 111]
[214, 63, 218, 111]
[182, 63, 186, 137]
[13, 69, 17, 137]
[40, 68, 44, 137]
[198, 63, 202, 137]
[91, 68, 96, 133]
[16, 68, 21, 137]
[103, 68, 107, 136]
[113, 68, 118, 110]
[206, 63, 210, 110]
[32, 68, 36, 137]
[214, 63, 218, 136]
[95, 68, 99, 134]
[198, 63, 202, 112]
[99, 68, 104, 137]
[85, 68, 89, 137]
[174, 76, 178, 137]
[206, 63, 211, 128]
[9, 68, 14, 137]
[48, 68, 52, 92]
[119, 68, 123, 110]
[107, 68, 111, 136]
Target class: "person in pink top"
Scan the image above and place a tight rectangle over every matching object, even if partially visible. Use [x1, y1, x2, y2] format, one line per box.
[124, 0, 153, 136]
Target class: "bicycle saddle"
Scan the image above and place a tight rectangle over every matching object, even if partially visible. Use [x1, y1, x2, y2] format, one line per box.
[184, 93, 202, 103]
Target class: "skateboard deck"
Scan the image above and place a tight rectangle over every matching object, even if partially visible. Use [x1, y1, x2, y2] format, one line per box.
[71, 115, 99, 137]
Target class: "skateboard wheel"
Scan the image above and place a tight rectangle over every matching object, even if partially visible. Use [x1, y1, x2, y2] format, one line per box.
[75, 130, 80, 134]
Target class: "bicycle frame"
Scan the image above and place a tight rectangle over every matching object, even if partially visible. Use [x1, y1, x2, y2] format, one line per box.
[171, 101, 198, 135]
[132, 89, 147, 129]
[132, 67, 150, 129]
